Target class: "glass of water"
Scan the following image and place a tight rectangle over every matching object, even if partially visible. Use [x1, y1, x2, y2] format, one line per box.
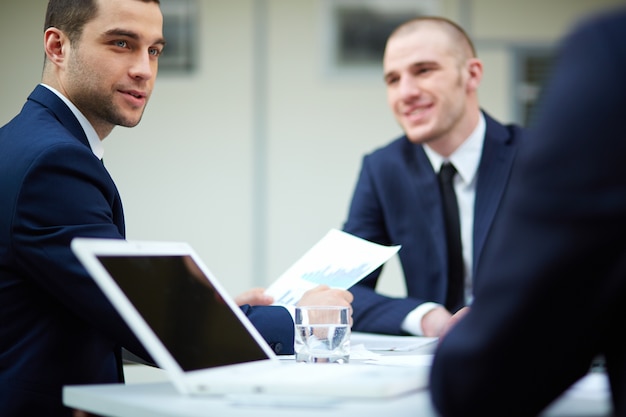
[294, 306, 350, 364]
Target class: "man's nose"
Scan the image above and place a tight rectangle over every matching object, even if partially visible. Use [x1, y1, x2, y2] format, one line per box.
[398, 77, 420, 100]
[129, 52, 155, 80]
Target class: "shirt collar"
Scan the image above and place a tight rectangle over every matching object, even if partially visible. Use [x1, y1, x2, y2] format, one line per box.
[40, 83, 104, 160]
[423, 112, 486, 186]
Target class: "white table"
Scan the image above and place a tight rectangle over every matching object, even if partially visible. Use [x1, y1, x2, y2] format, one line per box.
[63, 373, 612, 417]
[63, 334, 613, 416]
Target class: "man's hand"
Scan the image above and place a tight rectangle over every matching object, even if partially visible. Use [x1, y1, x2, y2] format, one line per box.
[421, 306, 470, 338]
[235, 285, 354, 324]
[73, 411, 101, 417]
[234, 288, 274, 306]
[297, 285, 354, 325]
[439, 306, 470, 339]
[421, 306, 452, 337]
[297, 285, 353, 307]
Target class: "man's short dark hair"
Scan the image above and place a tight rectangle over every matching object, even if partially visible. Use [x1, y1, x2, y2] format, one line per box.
[44, 0, 161, 44]
[389, 16, 477, 60]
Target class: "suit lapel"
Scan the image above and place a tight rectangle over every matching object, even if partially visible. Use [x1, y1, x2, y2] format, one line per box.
[28, 85, 126, 238]
[28, 85, 91, 150]
[473, 113, 520, 274]
[404, 141, 448, 275]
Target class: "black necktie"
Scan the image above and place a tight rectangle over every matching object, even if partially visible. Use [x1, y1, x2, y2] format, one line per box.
[437, 162, 465, 312]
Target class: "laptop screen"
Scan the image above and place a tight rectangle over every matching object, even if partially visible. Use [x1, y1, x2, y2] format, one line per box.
[97, 254, 270, 371]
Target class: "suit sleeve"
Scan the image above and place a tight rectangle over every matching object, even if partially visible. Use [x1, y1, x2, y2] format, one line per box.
[344, 155, 429, 335]
[430, 11, 626, 417]
[240, 305, 295, 355]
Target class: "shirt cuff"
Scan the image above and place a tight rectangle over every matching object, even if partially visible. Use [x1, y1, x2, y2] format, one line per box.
[401, 302, 442, 336]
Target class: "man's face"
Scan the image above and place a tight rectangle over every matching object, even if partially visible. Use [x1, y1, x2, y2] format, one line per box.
[383, 26, 474, 148]
[61, 0, 165, 136]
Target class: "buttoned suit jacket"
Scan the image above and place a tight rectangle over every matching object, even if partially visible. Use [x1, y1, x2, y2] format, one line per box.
[343, 111, 524, 334]
[430, 8, 626, 417]
[0, 85, 294, 417]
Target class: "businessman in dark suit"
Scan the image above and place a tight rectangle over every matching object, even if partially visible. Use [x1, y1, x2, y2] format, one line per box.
[430, 7, 626, 417]
[344, 16, 524, 337]
[0, 1, 351, 416]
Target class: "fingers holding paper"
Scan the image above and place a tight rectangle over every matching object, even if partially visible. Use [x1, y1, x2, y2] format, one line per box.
[298, 285, 353, 307]
[298, 285, 354, 325]
[235, 288, 274, 306]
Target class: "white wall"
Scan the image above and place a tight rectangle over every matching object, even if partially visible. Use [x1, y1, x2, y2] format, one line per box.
[1, 0, 621, 299]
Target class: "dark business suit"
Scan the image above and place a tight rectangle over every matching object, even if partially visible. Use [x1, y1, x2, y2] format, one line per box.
[343, 112, 523, 335]
[0, 85, 294, 417]
[431, 8, 626, 417]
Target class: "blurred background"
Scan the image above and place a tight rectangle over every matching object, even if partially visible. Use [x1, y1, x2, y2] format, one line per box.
[1, 0, 621, 298]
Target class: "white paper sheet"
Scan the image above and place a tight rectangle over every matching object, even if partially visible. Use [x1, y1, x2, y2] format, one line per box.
[365, 354, 434, 367]
[265, 229, 400, 306]
[351, 332, 438, 352]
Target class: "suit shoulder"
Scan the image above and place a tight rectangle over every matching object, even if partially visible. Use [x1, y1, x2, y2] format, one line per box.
[483, 112, 525, 146]
[1, 100, 86, 150]
[574, 6, 626, 36]
[0, 105, 94, 179]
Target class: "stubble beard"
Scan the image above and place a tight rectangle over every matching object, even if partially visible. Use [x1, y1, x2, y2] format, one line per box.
[66, 51, 146, 132]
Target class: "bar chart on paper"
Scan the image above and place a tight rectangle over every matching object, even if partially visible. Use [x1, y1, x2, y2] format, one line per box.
[265, 229, 400, 306]
[300, 264, 371, 288]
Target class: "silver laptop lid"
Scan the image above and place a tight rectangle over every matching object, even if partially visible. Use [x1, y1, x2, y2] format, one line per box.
[71, 238, 278, 381]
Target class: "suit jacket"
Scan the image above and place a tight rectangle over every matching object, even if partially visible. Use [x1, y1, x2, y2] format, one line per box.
[343, 112, 523, 334]
[0, 85, 294, 417]
[430, 8, 626, 417]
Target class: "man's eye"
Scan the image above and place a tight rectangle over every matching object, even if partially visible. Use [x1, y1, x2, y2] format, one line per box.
[114, 40, 128, 48]
[149, 48, 162, 57]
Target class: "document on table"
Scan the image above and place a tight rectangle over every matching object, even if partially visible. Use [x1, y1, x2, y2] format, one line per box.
[350, 333, 437, 367]
[351, 332, 438, 352]
[265, 229, 400, 306]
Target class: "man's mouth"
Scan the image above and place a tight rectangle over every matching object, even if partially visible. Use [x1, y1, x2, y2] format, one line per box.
[405, 103, 432, 116]
[119, 89, 147, 107]
[123, 90, 146, 99]
[403, 104, 432, 122]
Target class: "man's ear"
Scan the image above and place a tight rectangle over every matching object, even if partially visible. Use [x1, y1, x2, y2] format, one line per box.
[465, 58, 483, 93]
[43, 27, 69, 68]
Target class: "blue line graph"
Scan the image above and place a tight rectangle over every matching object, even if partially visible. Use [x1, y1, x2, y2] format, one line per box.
[275, 289, 298, 305]
[300, 263, 370, 289]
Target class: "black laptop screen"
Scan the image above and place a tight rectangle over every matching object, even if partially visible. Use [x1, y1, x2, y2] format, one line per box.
[97, 255, 270, 371]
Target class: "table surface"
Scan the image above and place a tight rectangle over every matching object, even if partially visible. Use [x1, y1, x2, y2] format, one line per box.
[63, 334, 613, 417]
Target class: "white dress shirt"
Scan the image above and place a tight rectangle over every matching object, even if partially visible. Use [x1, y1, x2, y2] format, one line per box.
[401, 113, 486, 336]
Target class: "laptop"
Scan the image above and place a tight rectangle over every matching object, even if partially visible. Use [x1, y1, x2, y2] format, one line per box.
[71, 238, 429, 399]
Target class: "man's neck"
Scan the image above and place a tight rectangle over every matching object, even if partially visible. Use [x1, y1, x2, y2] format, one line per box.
[426, 109, 481, 158]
